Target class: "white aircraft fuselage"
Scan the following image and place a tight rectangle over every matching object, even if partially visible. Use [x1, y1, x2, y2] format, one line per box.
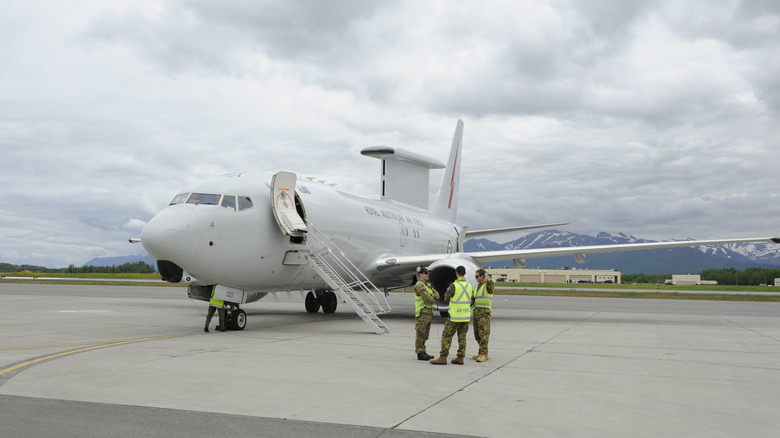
[142, 173, 459, 292]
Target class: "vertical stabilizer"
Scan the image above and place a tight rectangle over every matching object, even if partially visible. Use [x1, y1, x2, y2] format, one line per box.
[431, 120, 464, 222]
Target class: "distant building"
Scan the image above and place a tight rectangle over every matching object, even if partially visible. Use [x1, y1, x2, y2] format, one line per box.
[665, 274, 717, 286]
[486, 268, 621, 284]
[775, 278, 780, 287]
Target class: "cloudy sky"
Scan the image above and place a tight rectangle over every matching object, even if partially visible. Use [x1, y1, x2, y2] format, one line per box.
[2, 0, 779, 268]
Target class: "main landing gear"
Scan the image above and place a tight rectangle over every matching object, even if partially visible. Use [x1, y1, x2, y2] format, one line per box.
[224, 303, 247, 331]
[305, 289, 338, 314]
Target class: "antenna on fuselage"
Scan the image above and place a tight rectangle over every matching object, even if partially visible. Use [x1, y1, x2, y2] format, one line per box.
[360, 146, 445, 209]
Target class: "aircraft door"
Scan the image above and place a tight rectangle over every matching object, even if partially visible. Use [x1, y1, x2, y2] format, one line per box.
[271, 171, 308, 236]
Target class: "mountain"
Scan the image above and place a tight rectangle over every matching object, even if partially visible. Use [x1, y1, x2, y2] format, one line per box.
[465, 230, 780, 275]
[82, 254, 157, 267]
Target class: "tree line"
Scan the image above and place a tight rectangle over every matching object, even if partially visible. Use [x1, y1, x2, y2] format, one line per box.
[700, 267, 780, 286]
[624, 267, 780, 286]
[1, 261, 157, 274]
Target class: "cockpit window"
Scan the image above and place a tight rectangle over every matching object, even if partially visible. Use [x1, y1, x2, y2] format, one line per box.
[187, 193, 220, 205]
[238, 196, 253, 211]
[169, 193, 189, 205]
[221, 195, 237, 211]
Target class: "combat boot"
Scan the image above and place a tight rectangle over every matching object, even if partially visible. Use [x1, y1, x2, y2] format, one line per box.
[475, 354, 488, 362]
[417, 352, 433, 361]
[451, 355, 464, 365]
[430, 355, 448, 365]
[471, 354, 479, 360]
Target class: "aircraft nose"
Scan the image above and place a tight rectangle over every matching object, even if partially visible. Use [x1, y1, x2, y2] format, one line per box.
[141, 207, 202, 267]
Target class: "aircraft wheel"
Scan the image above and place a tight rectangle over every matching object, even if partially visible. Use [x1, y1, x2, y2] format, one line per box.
[231, 309, 247, 330]
[224, 310, 233, 330]
[321, 292, 338, 314]
[305, 291, 320, 313]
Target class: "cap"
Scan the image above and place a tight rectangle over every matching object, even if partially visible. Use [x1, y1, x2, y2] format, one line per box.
[418, 267, 430, 275]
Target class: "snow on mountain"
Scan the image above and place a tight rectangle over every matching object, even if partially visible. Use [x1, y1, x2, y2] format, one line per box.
[702, 241, 780, 263]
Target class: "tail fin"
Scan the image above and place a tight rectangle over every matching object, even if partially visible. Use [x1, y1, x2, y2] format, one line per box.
[431, 120, 464, 222]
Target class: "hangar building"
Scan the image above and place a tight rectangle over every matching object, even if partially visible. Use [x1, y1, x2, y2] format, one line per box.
[665, 274, 717, 286]
[486, 268, 621, 284]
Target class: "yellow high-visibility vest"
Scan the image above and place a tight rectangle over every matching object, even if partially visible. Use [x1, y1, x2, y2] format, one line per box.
[449, 279, 473, 322]
[414, 281, 434, 317]
[474, 282, 493, 311]
[209, 285, 224, 308]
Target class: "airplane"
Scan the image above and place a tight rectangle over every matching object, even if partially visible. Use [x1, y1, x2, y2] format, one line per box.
[135, 120, 780, 334]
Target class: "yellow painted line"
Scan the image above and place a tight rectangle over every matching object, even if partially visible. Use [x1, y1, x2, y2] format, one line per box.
[1, 317, 352, 380]
[0, 334, 186, 379]
[0, 340, 141, 351]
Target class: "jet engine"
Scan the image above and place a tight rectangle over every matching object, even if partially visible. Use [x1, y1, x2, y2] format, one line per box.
[427, 257, 479, 315]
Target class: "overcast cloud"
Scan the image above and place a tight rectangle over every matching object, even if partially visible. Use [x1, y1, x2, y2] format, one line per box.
[2, 0, 779, 268]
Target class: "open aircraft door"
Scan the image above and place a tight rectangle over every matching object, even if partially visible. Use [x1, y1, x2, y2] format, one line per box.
[271, 171, 308, 236]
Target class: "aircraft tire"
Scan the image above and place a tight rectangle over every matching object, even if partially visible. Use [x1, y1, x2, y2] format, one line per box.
[231, 309, 247, 330]
[305, 291, 320, 313]
[322, 292, 337, 314]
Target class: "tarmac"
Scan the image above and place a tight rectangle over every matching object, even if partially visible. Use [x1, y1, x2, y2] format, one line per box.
[1, 282, 779, 437]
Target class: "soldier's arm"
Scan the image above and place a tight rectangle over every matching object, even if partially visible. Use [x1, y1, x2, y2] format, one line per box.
[421, 287, 435, 304]
[486, 279, 495, 295]
[444, 284, 455, 302]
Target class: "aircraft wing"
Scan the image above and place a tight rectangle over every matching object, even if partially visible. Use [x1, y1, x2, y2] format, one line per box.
[465, 223, 570, 238]
[375, 237, 780, 270]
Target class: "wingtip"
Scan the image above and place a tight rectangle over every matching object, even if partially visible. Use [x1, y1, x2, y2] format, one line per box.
[771, 237, 780, 244]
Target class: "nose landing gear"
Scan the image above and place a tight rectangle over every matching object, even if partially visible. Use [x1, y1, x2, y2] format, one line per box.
[224, 304, 247, 330]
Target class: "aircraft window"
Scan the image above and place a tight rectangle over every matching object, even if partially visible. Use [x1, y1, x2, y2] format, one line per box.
[238, 196, 253, 211]
[187, 193, 221, 205]
[169, 193, 189, 205]
[221, 195, 237, 211]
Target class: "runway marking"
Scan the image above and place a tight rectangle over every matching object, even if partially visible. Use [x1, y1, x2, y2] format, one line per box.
[0, 335, 193, 352]
[0, 316, 356, 385]
[0, 334, 187, 385]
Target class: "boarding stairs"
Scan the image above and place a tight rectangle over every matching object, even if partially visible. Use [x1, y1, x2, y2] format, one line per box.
[305, 222, 391, 334]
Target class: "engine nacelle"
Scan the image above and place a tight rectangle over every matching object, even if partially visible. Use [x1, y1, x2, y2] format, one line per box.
[427, 256, 480, 313]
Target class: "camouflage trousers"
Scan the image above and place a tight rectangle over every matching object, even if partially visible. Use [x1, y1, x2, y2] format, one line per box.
[415, 312, 433, 354]
[440, 320, 469, 357]
[472, 308, 491, 355]
[205, 305, 226, 329]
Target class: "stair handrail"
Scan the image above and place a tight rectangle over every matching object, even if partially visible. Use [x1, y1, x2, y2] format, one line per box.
[305, 221, 391, 314]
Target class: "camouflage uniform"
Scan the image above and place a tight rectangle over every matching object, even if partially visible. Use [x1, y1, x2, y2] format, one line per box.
[472, 277, 494, 356]
[439, 278, 471, 357]
[414, 280, 438, 354]
[204, 286, 226, 332]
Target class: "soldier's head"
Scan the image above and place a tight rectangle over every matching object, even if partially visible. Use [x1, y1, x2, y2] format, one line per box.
[456, 266, 466, 277]
[418, 266, 429, 279]
[476, 269, 486, 282]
